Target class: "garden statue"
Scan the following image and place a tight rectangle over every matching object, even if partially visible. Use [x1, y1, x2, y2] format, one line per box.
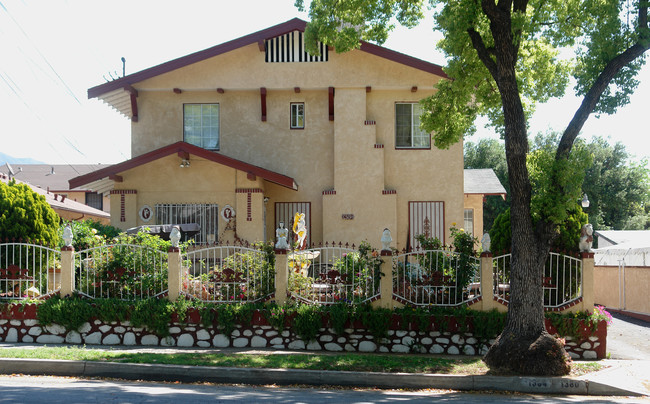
[381, 228, 392, 251]
[170, 225, 181, 248]
[579, 223, 594, 252]
[275, 221, 290, 250]
[62, 224, 73, 247]
[481, 232, 491, 253]
[293, 212, 307, 250]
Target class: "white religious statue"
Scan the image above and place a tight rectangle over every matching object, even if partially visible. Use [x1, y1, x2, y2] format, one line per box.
[293, 212, 307, 250]
[275, 221, 290, 250]
[170, 226, 181, 248]
[381, 228, 392, 251]
[62, 224, 73, 248]
[579, 223, 594, 252]
[481, 232, 491, 253]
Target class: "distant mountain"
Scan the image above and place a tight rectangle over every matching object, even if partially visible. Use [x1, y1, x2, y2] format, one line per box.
[0, 152, 43, 165]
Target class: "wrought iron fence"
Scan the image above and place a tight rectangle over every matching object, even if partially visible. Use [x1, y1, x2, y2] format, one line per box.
[288, 245, 381, 305]
[392, 249, 481, 306]
[0, 243, 60, 300]
[74, 244, 168, 299]
[493, 253, 511, 302]
[544, 252, 583, 308]
[182, 245, 274, 303]
[492, 252, 583, 308]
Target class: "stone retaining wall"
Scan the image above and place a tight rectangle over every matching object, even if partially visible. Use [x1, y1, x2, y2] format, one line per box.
[0, 307, 607, 359]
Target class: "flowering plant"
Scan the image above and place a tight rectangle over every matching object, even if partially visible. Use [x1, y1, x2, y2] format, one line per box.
[592, 305, 613, 327]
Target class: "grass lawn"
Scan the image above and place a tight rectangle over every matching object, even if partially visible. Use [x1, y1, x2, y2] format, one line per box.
[0, 346, 603, 376]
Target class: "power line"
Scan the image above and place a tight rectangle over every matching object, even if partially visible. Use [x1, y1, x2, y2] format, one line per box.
[0, 0, 81, 104]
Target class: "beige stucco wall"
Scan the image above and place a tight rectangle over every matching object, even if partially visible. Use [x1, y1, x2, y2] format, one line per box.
[464, 194, 484, 238]
[594, 265, 650, 315]
[113, 37, 464, 247]
[110, 155, 264, 242]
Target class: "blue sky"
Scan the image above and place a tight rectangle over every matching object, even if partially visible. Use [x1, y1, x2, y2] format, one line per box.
[2, 0, 649, 165]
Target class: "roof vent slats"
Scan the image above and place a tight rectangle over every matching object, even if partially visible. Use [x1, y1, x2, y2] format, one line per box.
[265, 31, 328, 63]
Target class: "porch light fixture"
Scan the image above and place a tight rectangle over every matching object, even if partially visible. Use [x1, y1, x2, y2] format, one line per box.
[180, 159, 190, 168]
[581, 193, 590, 208]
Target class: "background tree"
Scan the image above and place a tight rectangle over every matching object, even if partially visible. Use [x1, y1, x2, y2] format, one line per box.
[0, 179, 59, 245]
[472, 133, 650, 235]
[576, 137, 650, 231]
[298, 0, 650, 375]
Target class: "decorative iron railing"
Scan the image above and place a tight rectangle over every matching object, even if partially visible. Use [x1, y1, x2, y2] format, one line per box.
[492, 252, 583, 308]
[392, 249, 481, 306]
[75, 244, 168, 300]
[183, 246, 274, 303]
[288, 246, 381, 305]
[0, 243, 60, 300]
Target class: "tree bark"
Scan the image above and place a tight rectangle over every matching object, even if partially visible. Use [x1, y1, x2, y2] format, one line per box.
[478, 0, 571, 376]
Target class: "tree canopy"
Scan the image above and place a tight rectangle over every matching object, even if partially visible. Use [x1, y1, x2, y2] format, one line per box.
[298, 0, 650, 375]
[466, 135, 650, 233]
[0, 179, 59, 245]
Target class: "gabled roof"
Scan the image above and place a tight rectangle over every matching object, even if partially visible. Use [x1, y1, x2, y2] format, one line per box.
[88, 18, 447, 107]
[0, 173, 110, 220]
[464, 169, 507, 196]
[69, 141, 298, 191]
[0, 163, 112, 191]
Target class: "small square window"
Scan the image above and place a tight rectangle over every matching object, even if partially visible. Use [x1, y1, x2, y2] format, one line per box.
[183, 104, 219, 150]
[395, 103, 430, 149]
[291, 103, 305, 129]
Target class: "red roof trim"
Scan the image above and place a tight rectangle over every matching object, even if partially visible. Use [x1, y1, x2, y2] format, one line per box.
[88, 18, 447, 99]
[69, 142, 298, 191]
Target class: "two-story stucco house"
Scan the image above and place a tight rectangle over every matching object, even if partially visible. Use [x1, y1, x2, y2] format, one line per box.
[71, 18, 504, 249]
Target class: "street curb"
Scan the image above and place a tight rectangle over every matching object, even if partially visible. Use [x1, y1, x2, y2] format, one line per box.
[0, 358, 642, 396]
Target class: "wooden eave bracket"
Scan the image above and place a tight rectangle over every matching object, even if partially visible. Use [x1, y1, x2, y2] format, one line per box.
[177, 151, 190, 160]
[328, 87, 334, 121]
[109, 174, 123, 183]
[124, 85, 139, 122]
[258, 40, 266, 52]
[260, 87, 267, 122]
[217, 88, 225, 94]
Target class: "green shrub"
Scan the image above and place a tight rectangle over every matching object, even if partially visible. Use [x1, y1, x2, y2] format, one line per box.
[0, 179, 59, 245]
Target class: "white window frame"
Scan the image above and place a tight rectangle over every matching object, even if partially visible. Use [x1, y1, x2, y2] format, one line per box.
[155, 203, 219, 244]
[290, 102, 305, 129]
[395, 103, 430, 149]
[183, 104, 220, 150]
[464, 208, 474, 236]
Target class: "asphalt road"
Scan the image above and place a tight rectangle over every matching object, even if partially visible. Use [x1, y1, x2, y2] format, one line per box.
[606, 312, 650, 360]
[0, 375, 648, 404]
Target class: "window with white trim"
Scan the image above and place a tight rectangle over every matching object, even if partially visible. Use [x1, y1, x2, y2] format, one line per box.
[155, 203, 219, 244]
[464, 209, 474, 236]
[409, 201, 445, 249]
[184, 104, 219, 150]
[290, 103, 305, 129]
[395, 103, 430, 148]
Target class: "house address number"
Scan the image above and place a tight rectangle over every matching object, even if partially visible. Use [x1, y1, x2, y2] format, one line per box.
[342, 214, 354, 220]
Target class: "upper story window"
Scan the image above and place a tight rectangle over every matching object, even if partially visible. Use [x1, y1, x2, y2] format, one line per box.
[290, 103, 305, 129]
[395, 103, 430, 149]
[184, 104, 219, 150]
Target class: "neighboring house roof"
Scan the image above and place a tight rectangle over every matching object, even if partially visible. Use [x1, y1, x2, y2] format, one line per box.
[594, 230, 650, 247]
[69, 141, 298, 192]
[87, 18, 447, 118]
[0, 163, 111, 192]
[464, 169, 507, 197]
[0, 173, 110, 220]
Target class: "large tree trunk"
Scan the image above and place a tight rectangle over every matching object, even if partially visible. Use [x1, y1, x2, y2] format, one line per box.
[479, 0, 570, 376]
[482, 79, 571, 376]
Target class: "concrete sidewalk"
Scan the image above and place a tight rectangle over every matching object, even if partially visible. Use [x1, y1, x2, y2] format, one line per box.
[0, 343, 647, 397]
